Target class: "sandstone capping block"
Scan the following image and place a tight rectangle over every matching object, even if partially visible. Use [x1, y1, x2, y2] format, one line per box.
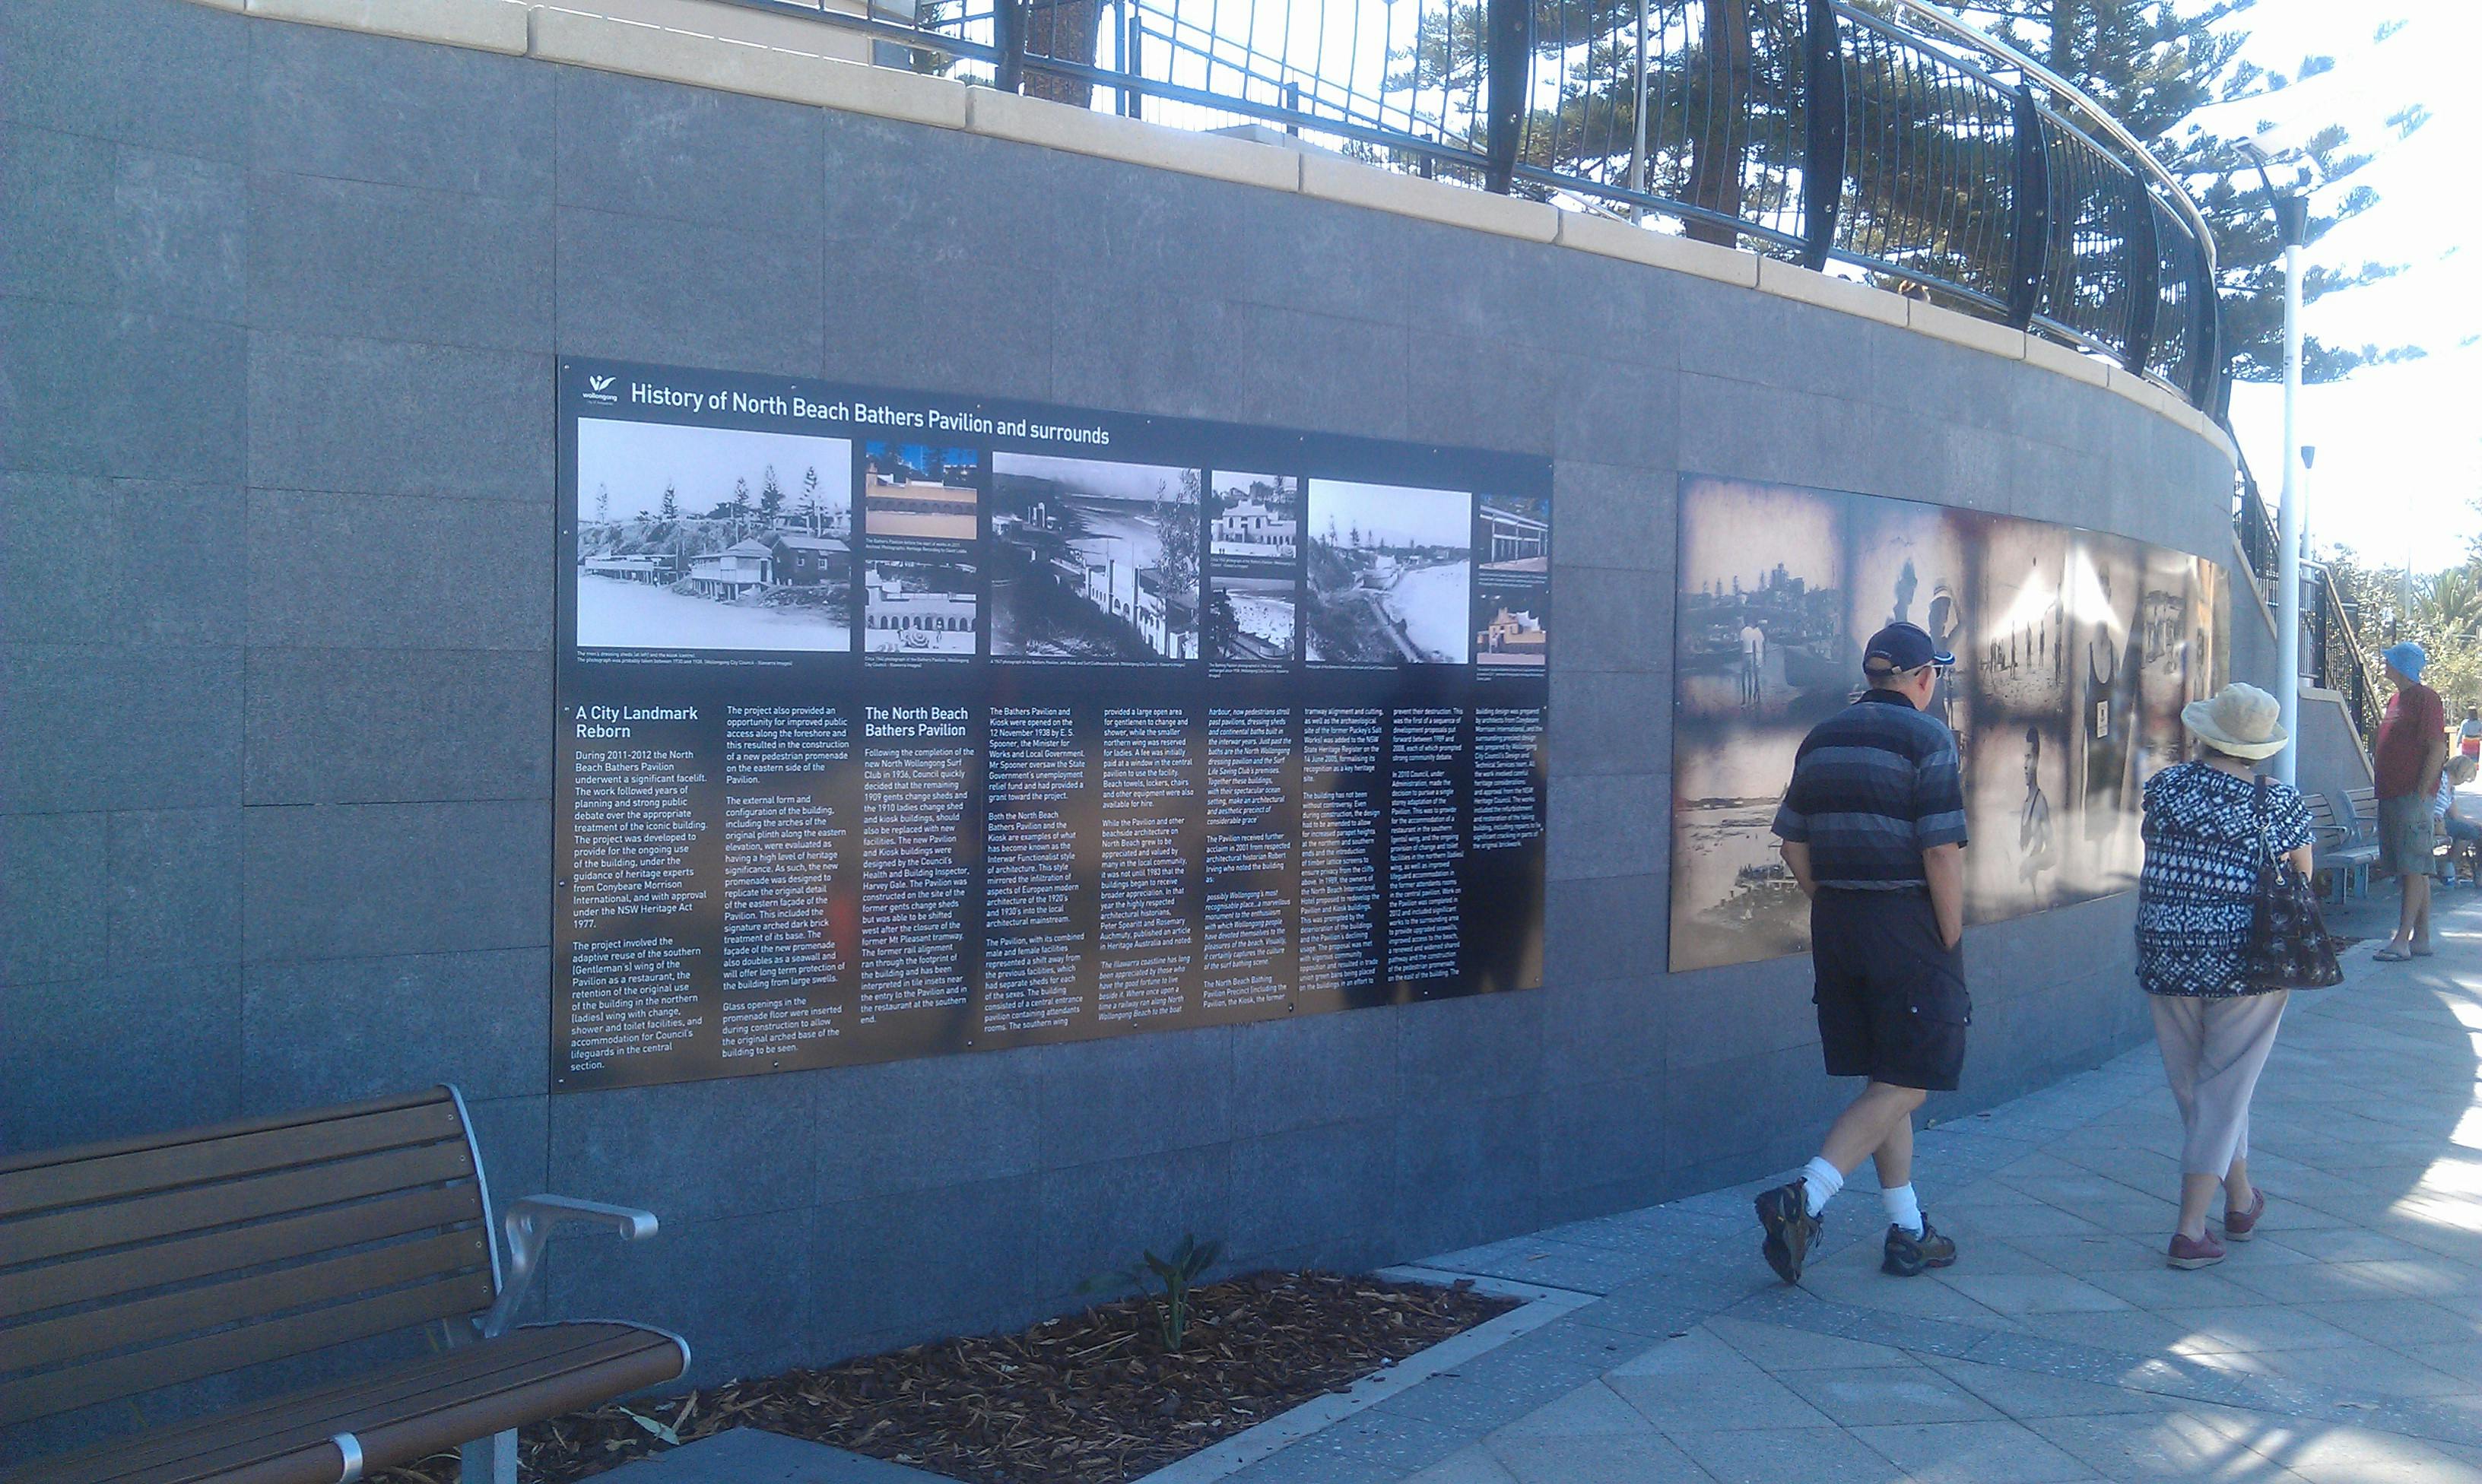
[2104, 362, 2167, 415]
[2023, 334, 2110, 388]
[528, 5, 970, 128]
[1299, 154, 1560, 243]
[1754, 256, 1906, 327]
[1554, 211, 1757, 288]
[182, 0, 2223, 437]
[967, 87, 1300, 193]
[249, 0, 528, 52]
[1907, 300, 2025, 360]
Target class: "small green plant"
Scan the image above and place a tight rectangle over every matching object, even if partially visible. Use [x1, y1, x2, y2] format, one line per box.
[1082, 1233, 1223, 1352]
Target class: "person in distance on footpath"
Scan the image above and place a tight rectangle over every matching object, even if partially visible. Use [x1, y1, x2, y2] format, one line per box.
[2372, 642, 2447, 962]
[2134, 683, 2309, 1270]
[1756, 621, 1970, 1285]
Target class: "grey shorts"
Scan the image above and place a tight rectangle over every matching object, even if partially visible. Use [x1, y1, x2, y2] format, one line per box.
[2378, 791, 2435, 875]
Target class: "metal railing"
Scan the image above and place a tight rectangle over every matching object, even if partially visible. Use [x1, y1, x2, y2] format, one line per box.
[2233, 451, 2379, 743]
[739, 0, 2220, 407]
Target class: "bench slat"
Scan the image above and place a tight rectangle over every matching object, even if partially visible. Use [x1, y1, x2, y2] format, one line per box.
[0, 1184, 483, 1321]
[0, 1090, 449, 1180]
[33, 1326, 652, 1484]
[0, 1139, 475, 1270]
[0, 1271, 496, 1427]
[31, 1326, 681, 1484]
[0, 1100, 464, 1220]
[5, 1227, 492, 1374]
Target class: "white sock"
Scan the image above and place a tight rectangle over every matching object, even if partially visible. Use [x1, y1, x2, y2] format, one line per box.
[1801, 1156, 1843, 1217]
[1883, 1183, 1924, 1237]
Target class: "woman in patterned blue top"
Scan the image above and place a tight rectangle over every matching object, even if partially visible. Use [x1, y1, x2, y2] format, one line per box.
[2134, 683, 2313, 1270]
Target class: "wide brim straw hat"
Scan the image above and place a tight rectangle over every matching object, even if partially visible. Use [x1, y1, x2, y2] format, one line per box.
[2182, 682, 2287, 761]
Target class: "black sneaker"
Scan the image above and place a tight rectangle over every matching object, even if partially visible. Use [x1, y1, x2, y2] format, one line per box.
[1881, 1216, 1958, 1276]
[1755, 1181, 1820, 1285]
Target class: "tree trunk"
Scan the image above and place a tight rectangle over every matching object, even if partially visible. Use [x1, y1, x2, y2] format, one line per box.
[1024, 0, 1100, 106]
[1686, 0, 1752, 246]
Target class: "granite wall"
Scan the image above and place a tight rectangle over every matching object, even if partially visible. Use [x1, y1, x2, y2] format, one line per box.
[0, 0, 2237, 1395]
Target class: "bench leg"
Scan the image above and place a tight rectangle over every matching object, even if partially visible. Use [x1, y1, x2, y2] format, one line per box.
[461, 1431, 517, 1484]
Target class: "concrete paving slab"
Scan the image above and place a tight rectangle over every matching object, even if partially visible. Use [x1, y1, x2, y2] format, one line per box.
[1666, 1424, 1909, 1484]
[1843, 1417, 2101, 1482]
[601, 1427, 950, 1482]
[1773, 1364, 2004, 1426]
[1482, 1430, 1712, 1483]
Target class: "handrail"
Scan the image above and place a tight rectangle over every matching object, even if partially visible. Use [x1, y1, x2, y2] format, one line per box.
[716, 0, 2222, 408]
[1877, 0, 2216, 279]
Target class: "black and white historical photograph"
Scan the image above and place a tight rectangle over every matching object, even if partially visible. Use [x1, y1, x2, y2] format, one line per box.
[1964, 712, 2070, 920]
[573, 417, 854, 652]
[1973, 519, 2071, 717]
[863, 442, 982, 542]
[1478, 495, 1550, 574]
[2069, 534, 2147, 893]
[989, 453, 1201, 662]
[1669, 729, 1811, 972]
[2136, 546, 2201, 783]
[1209, 471, 1300, 566]
[1674, 477, 1851, 721]
[1208, 573, 1297, 665]
[1849, 498, 1973, 734]
[1302, 479, 1473, 665]
[862, 558, 979, 657]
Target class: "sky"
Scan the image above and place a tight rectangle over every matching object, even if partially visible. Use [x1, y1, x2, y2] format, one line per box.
[2214, 0, 2482, 572]
[577, 418, 852, 522]
[1308, 479, 1474, 550]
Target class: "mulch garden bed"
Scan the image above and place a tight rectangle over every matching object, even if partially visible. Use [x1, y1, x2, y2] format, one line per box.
[373, 1270, 1519, 1484]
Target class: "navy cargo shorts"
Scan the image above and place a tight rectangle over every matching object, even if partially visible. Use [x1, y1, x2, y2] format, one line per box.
[1809, 889, 1970, 1092]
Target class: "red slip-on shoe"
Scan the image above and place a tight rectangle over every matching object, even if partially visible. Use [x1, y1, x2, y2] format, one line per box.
[2223, 1188, 2267, 1241]
[2168, 1232, 2226, 1270]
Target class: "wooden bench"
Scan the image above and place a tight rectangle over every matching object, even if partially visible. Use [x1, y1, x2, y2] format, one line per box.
[2307, 791, 2376, 902]
[1, 1086, 688, 1484]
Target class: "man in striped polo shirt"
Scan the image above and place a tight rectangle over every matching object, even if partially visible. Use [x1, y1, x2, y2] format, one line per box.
[1754, 621, 1972, 1284]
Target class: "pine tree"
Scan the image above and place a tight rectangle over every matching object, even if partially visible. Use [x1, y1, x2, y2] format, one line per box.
[595, 482, 610, 522]
[1945, 1, 2421, 385]
[731, 476, 751, 540]
[802, 465, 823, 535]
[760, 465, 785, 523]
[659, 480, 678, 520]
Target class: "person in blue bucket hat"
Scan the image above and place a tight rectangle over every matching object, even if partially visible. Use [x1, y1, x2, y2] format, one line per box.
[2373, 640, 2447, 961]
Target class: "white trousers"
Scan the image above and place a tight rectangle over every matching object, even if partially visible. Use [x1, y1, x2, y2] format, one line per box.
[2150, 991, 2288, 1177]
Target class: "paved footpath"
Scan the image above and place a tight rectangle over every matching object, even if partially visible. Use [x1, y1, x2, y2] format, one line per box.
[1229, 890, 2482, 1484]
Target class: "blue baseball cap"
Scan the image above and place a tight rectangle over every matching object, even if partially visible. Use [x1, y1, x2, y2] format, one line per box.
[1863, 621, 1954, 677]
[2383, 641, 2428, 680]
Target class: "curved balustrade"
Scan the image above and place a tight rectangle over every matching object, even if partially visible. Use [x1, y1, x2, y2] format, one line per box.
[739, 0, 2219, 406]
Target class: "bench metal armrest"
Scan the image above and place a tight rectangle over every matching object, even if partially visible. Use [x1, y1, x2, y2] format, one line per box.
[480, 1196, 660, 1339]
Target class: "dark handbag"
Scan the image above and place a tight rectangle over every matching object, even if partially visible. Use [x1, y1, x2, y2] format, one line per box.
[2240, 775, 2344, 991]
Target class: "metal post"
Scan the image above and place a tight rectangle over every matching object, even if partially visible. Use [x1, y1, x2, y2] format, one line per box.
[2004, 85, 2049, 330]
[2185, 220, 2221, 409]
[2123, 171, 2160, 373]
[1482, 0, 1531, 195]
[460, 1434, 518, 1484]
[2274, 216, 2306, 785]
[993, 0, 1027, 94]
[1799, 0, 1846, 270]
[1285, 80, 1301, 138]
[1625, 0, 1650, 221]
[1122, 5, 1140, 119]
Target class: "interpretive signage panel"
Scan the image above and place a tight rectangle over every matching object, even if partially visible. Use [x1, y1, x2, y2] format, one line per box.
[1668, 475, 2225, 973]
[554, 360, 1552, 1091]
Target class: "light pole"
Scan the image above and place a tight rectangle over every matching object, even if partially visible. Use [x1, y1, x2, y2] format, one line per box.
[2249, 148, 2309, 786]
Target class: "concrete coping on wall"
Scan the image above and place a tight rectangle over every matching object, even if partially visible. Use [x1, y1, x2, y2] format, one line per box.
[198, 0, 2235, 466]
